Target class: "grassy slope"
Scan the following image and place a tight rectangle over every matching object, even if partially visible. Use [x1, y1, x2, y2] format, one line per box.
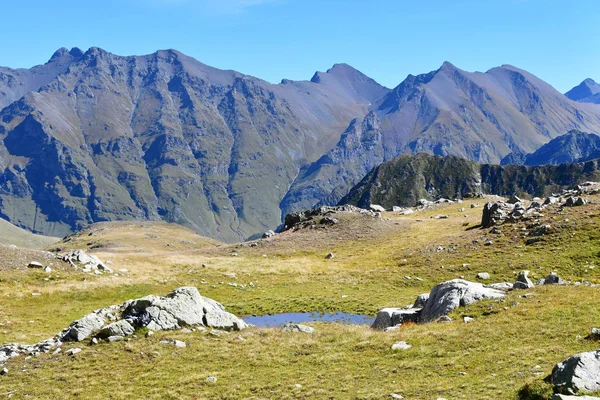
[0, 200, 599, 398]
[0, 218, 59, 249]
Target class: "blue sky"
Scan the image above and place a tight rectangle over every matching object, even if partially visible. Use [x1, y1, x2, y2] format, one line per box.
[0, 0, 598, 92]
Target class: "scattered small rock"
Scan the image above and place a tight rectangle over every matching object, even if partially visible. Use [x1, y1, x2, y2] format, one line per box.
[66, 348, 81, 356]
[283, 323, 314, 333]
[391, 341, 412, 351]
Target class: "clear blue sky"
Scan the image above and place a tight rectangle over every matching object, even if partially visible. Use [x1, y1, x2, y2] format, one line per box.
[1, 0, 598, 92]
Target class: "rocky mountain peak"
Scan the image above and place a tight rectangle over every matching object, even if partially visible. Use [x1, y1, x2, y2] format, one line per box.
[48, 47, 84, 64]
[566, 78, 600, 103]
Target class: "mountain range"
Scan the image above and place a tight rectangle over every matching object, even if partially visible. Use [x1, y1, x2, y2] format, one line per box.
[0, 47, 599, 241]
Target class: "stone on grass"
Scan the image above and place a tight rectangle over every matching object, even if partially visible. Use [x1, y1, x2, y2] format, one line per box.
[173, 340, 186, 348]
[540, 273, 566, 285]
[552, 349, 600, 395]
[62, 313, 106, 342]
[370, 204, 386, 212]
[66, 348, 81, 356]
[391, 341, 412, 351]
[282, 323, 314, 333]
[484, 282, 513, 291]
[419, 279, 505, 323]
[477, 272, 490, 280]
[27, 262, 43, 269]
[206, 376, 217, 383]
[371, 308, 420, 330]
[97, 320, 135, 339]
[0, 368, 7, 375]
[513, 270, 534, 289]
[122, 287, 247, 331]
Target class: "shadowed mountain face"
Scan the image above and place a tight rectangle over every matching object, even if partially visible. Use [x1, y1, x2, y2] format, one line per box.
[0, 48, 386, 241]
[565, 78, 600, 104]
[340, 152, 600, 209]
[1, 48, 600, 241]
[501, 130, 600, 166]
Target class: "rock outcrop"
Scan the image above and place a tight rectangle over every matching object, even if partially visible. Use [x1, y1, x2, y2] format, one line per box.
[552, 349, 600, 395]
[372, 279, 505, 329]
[281, 205, 378, 232]
[59, 250, 113, 274]
[340, 152, 600, 211]
[419, 279, 505, 323]
[122, 287, 246, 331]
[0, 287, 245, 363]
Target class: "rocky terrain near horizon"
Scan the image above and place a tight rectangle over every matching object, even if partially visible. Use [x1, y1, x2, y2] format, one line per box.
[340, 152, 600, 209]
[1, 47, 600, 242]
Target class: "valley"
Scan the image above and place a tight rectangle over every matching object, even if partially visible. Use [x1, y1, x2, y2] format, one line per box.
[0, 193, 599, 398]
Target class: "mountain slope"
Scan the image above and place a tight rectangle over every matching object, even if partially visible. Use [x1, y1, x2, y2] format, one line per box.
[2, 50, 600, 241]
[0, 48, 387, 241]
[284, 63, 600, 209]
[340, 152, 600, 208]
[0, 217, 59, 249]
[565, 78, 600, 104]
[501, 130, 600, 166]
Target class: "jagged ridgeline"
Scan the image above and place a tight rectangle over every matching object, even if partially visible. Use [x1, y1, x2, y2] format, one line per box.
[339, 153, 600, 208]
[2, 47, 600, 242]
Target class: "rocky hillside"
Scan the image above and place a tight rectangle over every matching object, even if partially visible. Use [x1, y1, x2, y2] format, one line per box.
[2, 48, 600, 241]
[501, 130, 600, 165]
[565, 78, 600, 104]
[282, 64, 600, 213]
[340, 152, 600, 208]
[0, 48, 386, 241]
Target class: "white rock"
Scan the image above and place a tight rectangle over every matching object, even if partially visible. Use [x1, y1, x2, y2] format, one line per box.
[552, 349, 600, 395]
[66, 348, 81, 356]
[391, 341, 412, 351]
[283, 323, 314, 333]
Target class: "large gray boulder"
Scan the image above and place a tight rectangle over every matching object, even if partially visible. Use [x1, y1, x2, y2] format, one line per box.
[552, 395, 600, 400]
[122, 287, 247, 331]
[420, 279, 505, 323]
[481, 202, 510, 227]
[552, 349, 600, 395]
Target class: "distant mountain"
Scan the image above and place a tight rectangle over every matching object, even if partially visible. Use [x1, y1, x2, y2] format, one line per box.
[565, 78, 600, 104]
[2, 48, 600, 241]
[281, 63, 600, 213]
[501, 130, 600, 166]
[340, 153, 600, 209]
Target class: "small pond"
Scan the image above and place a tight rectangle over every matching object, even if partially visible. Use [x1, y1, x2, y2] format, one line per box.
[244, 312, 374, 327]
